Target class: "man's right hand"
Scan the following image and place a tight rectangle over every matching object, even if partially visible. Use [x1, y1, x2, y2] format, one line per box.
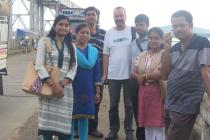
[163, 32, 172, 49]
[102, 75, 107, 83]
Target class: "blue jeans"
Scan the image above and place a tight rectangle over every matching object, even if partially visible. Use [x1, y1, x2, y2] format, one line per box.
[108, 79, 133, 135]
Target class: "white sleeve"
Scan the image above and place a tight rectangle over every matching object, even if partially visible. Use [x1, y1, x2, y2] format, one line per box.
[35, 38, 49, 79]
[103, 32, 110, 55]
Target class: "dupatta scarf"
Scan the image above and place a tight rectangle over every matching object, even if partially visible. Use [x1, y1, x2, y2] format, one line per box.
[76, 44, 98, 69]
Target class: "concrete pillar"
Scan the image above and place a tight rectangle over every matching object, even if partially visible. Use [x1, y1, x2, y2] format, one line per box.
[30, 0, 34, 32]
[0, 75, 3, 95]
[40, 5, 44, 36]
[8, 0, 13, 50]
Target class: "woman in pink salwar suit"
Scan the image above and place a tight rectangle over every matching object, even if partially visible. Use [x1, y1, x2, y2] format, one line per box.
[132, 27, 165, 140]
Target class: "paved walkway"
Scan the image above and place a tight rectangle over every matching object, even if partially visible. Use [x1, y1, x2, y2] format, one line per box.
[0, 52, 38, 140]
[0, 51, 133, 140]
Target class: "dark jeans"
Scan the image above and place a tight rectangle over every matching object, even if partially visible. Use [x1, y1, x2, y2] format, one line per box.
[42, 134, 69, 140]
[128, 78, 145, 140]
[165, 109, 197, 140]
[38, 129, 69, 140]
[108, 79, 133, 135]
[89, 85, 103, 132]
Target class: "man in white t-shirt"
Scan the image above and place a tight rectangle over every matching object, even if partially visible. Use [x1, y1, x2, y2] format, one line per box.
[102, 7, 134, 140]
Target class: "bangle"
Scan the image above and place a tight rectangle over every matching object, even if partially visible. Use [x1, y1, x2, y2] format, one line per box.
[47, 79, 54, 85]
[49, 82, 56, 87]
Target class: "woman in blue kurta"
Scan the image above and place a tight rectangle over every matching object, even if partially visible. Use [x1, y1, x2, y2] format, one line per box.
[71, 23, 102, 140]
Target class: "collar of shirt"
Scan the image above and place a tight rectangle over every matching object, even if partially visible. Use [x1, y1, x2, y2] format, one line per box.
[91, 27, 101, 36]
[139, 35, 148, 43]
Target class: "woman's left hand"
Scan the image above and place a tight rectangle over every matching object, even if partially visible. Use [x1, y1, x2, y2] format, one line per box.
[95, 92, 101, 104]
[136, 74, 145, 84]
[60, 78, 71, 87]
[163, 32, 172, 49]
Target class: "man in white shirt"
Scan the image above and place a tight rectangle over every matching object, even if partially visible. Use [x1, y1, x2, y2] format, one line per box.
[102, 7, 134, 140]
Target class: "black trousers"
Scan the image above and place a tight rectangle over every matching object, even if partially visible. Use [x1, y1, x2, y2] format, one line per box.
[128, 78, 145, 140]
[38, 129, 69, 140]
[89, 85, 103, 132]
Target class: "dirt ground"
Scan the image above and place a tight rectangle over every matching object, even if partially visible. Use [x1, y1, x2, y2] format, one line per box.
[8, 88, 135, 140]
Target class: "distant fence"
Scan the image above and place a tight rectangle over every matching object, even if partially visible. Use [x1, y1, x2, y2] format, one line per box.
[8, 38, 35, 55]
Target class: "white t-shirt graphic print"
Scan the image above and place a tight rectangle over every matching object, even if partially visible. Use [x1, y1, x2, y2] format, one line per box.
[103, 26, 132, 80]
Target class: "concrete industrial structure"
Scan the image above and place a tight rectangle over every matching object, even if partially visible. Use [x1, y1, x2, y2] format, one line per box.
[7, 0, 80, 51]
[10, 0, 79, 34]
[1, 1, 210, 140]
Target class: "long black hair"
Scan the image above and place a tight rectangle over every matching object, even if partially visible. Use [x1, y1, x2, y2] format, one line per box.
[47, 15, 76, 69]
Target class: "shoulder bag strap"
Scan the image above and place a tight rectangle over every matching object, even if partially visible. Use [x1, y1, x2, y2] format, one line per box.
[48, 53, 54, 67]
[44, 37, 54, 67]
[173, 35, 197, 68]
[136, 39, 143, 52]
[131, 26, 136, 41]
[173, 44, 188, 68]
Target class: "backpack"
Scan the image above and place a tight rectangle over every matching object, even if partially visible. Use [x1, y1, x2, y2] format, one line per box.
[131, 27, 144, 52]
[131, 26, 136, 41]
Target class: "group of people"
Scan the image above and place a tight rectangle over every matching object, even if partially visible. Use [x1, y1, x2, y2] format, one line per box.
[34, 5, 210, 140]
[35, 6, 105, 140]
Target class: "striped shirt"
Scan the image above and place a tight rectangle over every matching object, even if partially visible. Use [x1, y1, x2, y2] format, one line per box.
[165, 34, 210, 114]
[88, 27, 106, 62]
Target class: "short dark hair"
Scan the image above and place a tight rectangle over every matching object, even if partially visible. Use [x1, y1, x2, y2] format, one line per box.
[135, 14, 149, 25]
[171, 10, 193, 24]
[84, 6, 100, 16]
[84, 6, 100, 25]
[114, 6, 126, 15]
